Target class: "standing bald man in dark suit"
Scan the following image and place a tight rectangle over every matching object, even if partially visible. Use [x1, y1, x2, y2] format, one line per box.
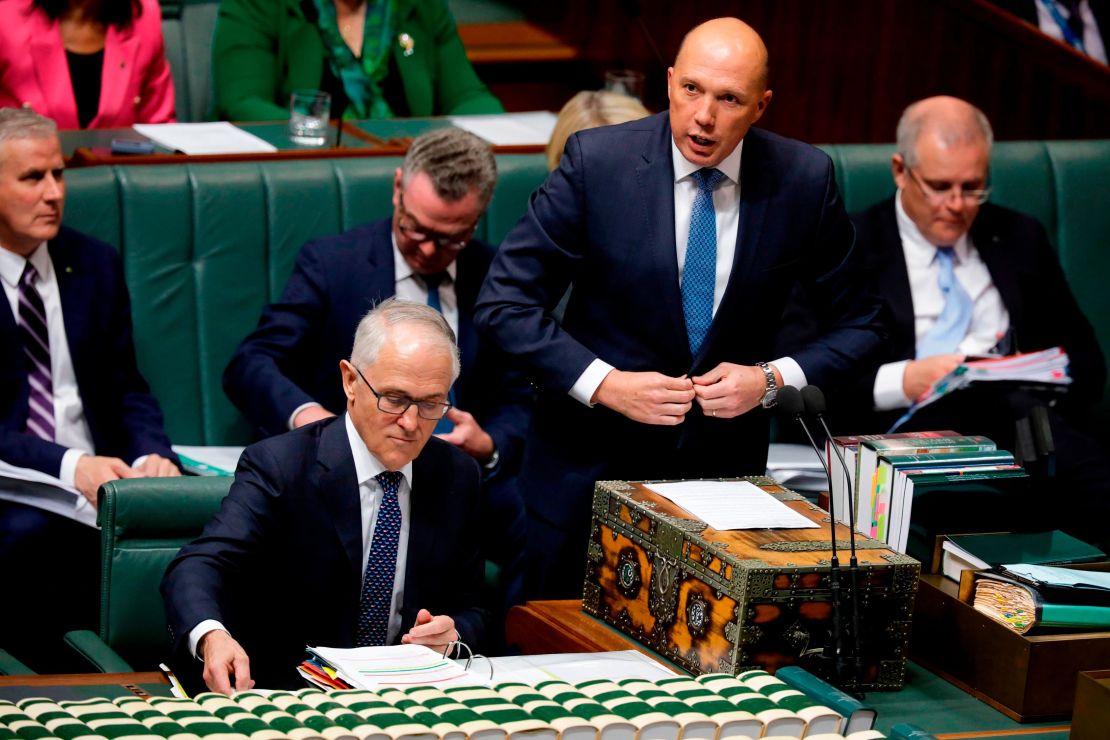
[475, 18, 885, 598]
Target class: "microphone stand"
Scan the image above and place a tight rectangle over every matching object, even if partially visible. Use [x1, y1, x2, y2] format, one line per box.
[803, 386, 864, 690]
[777, 386, 846, 685]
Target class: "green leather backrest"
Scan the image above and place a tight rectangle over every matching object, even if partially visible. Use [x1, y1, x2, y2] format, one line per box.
[97, 477, 231, 670]
[160, 0, 220, 122]
[64, 154, 549, 445]
[62, 142, 1107, 443]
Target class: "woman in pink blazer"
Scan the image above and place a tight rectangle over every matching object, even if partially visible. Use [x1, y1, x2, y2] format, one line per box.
[0, 0, 175, 128]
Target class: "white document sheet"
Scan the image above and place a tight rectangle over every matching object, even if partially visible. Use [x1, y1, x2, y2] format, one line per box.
[0, 459, 96, 527]
[448, 111, 558, 145]
[645, 480, 819, 530]
[133, 122, 278, 155]
[173, 445, 244, 476]
[309, 644, 483, 689]
[482, 650, 676, 685]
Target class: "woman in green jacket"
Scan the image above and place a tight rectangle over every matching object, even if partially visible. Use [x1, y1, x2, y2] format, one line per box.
[213, 0, 503, 121]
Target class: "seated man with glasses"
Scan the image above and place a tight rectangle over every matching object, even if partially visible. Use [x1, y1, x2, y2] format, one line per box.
[164, 299, 488, 694]
[778, 95, 1108, 549]
[223, 127, 532, 632]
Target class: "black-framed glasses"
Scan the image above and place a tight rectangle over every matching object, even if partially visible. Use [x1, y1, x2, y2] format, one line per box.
[353, 366, 452, 420]
[905, 165, 991, 205]
[396, 191, 477, 252]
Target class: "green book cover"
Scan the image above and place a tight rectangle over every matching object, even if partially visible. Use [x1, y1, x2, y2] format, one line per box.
[974, 572, 1110, 634]
[946, 530, 1106, 568]
[773, 666, 876, 734]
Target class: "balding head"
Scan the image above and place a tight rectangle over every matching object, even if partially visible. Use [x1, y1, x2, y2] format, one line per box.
[892, 96, 994, 246]
[668, 17, 773, 168]
[675, 18, 769, 93]
[896, 96, 993, 169]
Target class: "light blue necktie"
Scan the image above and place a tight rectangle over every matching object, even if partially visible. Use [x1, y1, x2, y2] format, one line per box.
[916, 246, 974, 358]
[356, 470, 403, 647]
[682, 168, 725, 355]
[422, 273, 455, 434]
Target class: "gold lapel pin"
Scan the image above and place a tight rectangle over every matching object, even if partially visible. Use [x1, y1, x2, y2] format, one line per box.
[399, 32, 414, 56]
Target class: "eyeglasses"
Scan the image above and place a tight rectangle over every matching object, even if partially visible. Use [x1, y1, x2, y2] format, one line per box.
[396, 192, 477, 252]
[353, 366, 452, 420]
[905, 166, 991, 205]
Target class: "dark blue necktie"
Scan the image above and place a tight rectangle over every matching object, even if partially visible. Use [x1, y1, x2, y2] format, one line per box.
[682, 168, 725, 354]
[917, 246, 974, 358]
[356, 470, 403, 647]
[422, 273, 455, 434]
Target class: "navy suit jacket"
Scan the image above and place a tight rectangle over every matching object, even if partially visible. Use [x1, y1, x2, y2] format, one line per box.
[0, 226, 175, 476]
[780, 197, 1107, 433]
[223, 218, 530, 471]
[475, 113, 885, 530]
[160, 417, 487, 690]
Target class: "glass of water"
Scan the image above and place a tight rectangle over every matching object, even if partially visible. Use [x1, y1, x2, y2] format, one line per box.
[289, 90, 331, 146]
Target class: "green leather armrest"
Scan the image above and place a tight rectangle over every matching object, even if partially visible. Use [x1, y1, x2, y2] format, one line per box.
[64, 630, 134, 673]
[0, 648, 35, 675]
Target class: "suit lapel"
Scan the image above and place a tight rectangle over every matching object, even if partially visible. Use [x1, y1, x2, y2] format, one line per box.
[30, 19, 79, 130]
[695, 132, 771, 366]
[315, 418, 364, 577]
[638, 117, 690, 363]
[93, 23, 139, 128]
[874, 200, 917, 348]
[389, 3, 428, 116]
[50, 235, 91, 367]
[971, 208, 1023, 334]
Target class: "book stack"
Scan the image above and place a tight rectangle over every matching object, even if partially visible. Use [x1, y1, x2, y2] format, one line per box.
[827, 431, 1031, 560]
[0, 672, 887, 740]
[938, 530, 1106, 582]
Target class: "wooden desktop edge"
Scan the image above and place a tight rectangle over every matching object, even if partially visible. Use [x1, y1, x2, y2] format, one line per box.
[0, 671, 167, 687]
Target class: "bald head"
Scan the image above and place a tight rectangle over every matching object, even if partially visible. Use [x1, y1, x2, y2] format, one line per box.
[675, 18, 769, 92]
[668, 17, 773, 167]
[896, 96, 993, 169]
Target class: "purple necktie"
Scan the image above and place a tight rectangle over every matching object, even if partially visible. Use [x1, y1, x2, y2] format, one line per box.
[18, 263, 55, 441]
[356, 470, 404, 646]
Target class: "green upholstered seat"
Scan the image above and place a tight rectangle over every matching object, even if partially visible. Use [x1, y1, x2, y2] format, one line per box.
[65, 477, 231, 672]
[60, 143, 1107, 446]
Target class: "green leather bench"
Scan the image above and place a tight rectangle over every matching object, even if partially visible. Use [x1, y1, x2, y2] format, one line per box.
[59, 141, 1110, 448]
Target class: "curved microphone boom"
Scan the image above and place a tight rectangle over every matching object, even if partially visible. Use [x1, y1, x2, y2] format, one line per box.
[776, 386, 846, 682]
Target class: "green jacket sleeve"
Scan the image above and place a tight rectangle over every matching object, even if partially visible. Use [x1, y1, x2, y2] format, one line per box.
[213, 0, 297, 121]
[419, 0, 504, 115]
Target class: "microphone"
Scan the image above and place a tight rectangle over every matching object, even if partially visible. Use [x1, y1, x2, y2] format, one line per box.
[776, 386, 846, 683]
[802, 385, 863, 688]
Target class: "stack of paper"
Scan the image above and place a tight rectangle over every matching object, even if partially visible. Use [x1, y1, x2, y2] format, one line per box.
[301, 644, 481, 690]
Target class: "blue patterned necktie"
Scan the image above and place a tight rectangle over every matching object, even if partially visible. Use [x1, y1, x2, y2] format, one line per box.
[917, 246, 974, 358]
[422, 273, 455, 434]
[18, 263, 55, 441]
[682, 168, 725, 354]
[356, 470, 404, 647]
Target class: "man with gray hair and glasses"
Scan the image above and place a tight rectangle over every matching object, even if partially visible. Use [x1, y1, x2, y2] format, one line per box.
[164, 298, 488, 694]
[224, 127, 531, 625]
[780, 95, 1108, 550]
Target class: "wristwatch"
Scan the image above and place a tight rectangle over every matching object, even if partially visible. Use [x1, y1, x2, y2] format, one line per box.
[757, 361, 779, 408]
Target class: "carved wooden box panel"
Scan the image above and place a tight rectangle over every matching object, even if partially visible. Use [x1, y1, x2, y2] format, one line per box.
[582, 478, 920, 690]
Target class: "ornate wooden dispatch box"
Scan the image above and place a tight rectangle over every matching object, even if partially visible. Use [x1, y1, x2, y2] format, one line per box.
[583, 478, 920, 690]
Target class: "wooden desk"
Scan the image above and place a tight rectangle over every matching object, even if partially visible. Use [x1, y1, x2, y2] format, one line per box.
[507, 600, 1071, 740]
[0, 672, 170, 701]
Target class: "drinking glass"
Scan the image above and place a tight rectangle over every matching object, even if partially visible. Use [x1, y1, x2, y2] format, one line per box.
[289, 90, 331, 146]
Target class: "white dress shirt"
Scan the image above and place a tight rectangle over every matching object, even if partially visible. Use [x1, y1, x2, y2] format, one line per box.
[569, 137, 805, 405]
[287, 233, 459, 429]
[1035, 0, 1108, 64]
[0, 243, 95, 485]
[188, 413, 414, 658]
[872, 191, 1011, 410]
